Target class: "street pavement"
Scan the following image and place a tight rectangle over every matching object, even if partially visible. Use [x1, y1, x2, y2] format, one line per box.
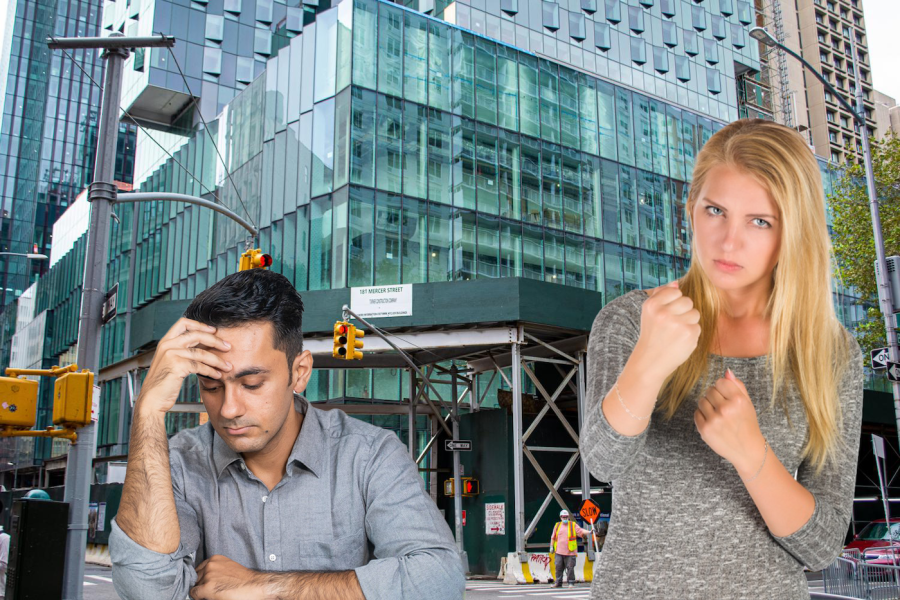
[80, 566, 826, 599]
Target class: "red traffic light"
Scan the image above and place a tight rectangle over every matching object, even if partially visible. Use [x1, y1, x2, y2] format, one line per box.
[259, 254, 273, 268]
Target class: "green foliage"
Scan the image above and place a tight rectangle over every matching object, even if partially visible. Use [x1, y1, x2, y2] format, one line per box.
[829, 133, 900, 357]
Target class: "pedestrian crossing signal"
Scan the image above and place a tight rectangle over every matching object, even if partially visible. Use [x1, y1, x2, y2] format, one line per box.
[444, 477, 480, 497]
[239, 248, 273, 271]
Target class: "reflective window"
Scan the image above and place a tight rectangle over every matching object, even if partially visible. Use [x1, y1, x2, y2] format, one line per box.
[428, 202, 453, 281]
[582, 154, 602, 238]
[401, 197, 427, 283]
[562, 149, 582, 233]
[500, 220, 523, 277]
[498, 130, 521, 219]
[475, 39, 497, 125]
[403, 102, 427, 199]
[675, 55, 691, 81]
[428, 23, 451, 111]
[378, 5, 403, 97]
[569, 13, 586, 41]
[637, 169, 656, 251]
[594, 22, 611, 51]
[497, 49, 519, 132]
[428, 109, 453, 205]
[521, 136, 542, 224]
[542, 1, 560, 31]
[518, 54, 540, 138]
[566, 234, 585, 288]
[477, 214, 500, 278]
[631, 37, 647, 65]
[334, 89, 351, 190]
[350, 87, 376, 187]
[476, 124, 499, 215]
[597, 81, 617, 161]
[311, 98, 335, 197]
[660, 0, 676, 17]
[662, 21, 677, 48]
[666, 105, 685, 181]
[539, 62, 560, 144]
[376, 94, 403, 193]
[653, 47, 669, 74]
[544, 230, 564, 283]
[309, 195, 333, 290]
[691, 5, 706, 31]
[453, 31, 475, 119]
[404, 13, 428, 105]
[605, 0, 622, 24]
[619, 165, 638, 247]
[352, 0, 377, 89]
[628, 6, 645, 33]
[454, 118, 477, 210]
[453, 210, 476, 280]
[650, 99, 669, 177]
[711, 15, 727, 41]
[578, 74, 598, 155]
[374, 192, 402, 284]
[633, 93, 652, 172]
[559, 67, 580, 149]
[523, 224, 543, 279]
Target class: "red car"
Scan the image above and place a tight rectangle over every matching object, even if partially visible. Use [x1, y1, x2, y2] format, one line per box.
[844, 520, 900, 566]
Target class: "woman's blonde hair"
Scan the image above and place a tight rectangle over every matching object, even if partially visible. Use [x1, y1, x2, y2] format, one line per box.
[658, 119, 852, 473]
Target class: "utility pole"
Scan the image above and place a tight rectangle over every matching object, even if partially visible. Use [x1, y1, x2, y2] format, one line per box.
[47, 33, 175, 600]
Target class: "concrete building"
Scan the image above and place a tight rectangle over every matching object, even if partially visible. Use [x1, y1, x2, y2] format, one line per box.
[873, 89, 900, 140]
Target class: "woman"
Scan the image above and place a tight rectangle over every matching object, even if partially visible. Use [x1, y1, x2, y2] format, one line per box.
[580, 119, 864, 599]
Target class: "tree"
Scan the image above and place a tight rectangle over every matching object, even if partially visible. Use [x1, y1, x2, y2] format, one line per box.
[829, 132, 900, 357]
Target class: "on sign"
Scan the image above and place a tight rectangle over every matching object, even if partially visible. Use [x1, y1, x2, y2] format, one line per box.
[579, 498, 602, 524]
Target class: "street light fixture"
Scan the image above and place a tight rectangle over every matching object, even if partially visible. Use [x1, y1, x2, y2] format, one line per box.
[0, 253, 48, 260]
[749, 26, 900, 444]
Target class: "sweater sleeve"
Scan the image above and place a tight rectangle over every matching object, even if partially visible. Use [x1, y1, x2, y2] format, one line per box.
[771, 332, 865, 571]
[579, 292, 648, 483]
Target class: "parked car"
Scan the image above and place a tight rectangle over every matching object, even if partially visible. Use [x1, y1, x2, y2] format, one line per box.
[845, 520, 900, 554]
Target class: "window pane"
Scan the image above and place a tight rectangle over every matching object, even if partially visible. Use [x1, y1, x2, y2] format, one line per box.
[336, 1, 353, 92]
[656, 174, 673, 254]
[476, 124, 499, 215]
[314, 8, 337, 102]
[352, 0, 377, 89]
[523, 224, 543, 280]
[666, 106, 685, 181]
[650, 99, 669, 176]
[565, 233, 585, 288]
[615, 88, 635, 166]
[519, 54, 540, 138]
[309, 195, 333, 290]
[637, 168, 656, 251]
[620, 165, 638, 247]
[348, 187, 374, 287]
[544, 229, 564, 283]
[521, 136, 541, 224]
[376, 94, 402, 193]
[585, 238, 604, 292]
[295, 204, 310, 290]
[404, 13, 427, 105]
[374, 192, 402, 284]
[582, 154, 602, 239]
[475, 39, 497, 125]
[453, 31, 475, 118]
[427, 108, 452, 205]
[331, 187, 348, 288]
[500, 219, 522, 277]
[498, 130, 520, 220]
[559, 67, 579, 149]
[562, 149, 582, 233]
[401, 197, 427, 283]
[539, 61, 560, 144]
[541, 142, 562, 229]
[633, 93, 652, 172]
[334, 89, 351, 190]
[428, 202, 452, 281]
[477, 214, 500, 278]
[428, 23, 451, 111]
[454, 118, 476, 210]
[403, 102, 427, 199]
[601, 159, 621, 243]
[597, 80, 617, 161]
[350, 87, 376, 187]
[604, 242, 624, 301]
[623, 245, 640, 291]
[497, 55, 519, 132]
[579, 75, 598, 155]
[453, 209, 476, 280]
[378, 5, 403, 97]
[311, 98, 335, 197]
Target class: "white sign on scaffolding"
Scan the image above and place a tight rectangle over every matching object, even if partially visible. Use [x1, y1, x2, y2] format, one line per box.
[350, 285, 413, 318]
[486, 502, 505, 535]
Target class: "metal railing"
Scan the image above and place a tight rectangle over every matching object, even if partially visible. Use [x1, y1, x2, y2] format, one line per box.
[820, 550, 900, 599]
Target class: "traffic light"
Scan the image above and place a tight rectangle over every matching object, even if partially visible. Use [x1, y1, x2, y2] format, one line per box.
[0, 377, 39, 429]
[443, 477, 480, 497]
[333, 322, 365, 360]
[239, 248, 273, 271]
[347, 326, 364, 360]
[333, 321, 350, 359]
[53, 370, 95, 428]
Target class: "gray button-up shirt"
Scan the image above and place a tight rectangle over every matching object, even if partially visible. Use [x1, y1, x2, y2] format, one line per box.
[110, 396, 465, 600]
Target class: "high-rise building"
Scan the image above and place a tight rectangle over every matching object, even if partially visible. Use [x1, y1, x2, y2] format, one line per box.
[873, 90, 900, 140]
[0, 0, 136, 308]
[761, 0, 876, 164]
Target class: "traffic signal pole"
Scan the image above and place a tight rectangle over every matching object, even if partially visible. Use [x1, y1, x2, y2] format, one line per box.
[47, 33, 175, 599]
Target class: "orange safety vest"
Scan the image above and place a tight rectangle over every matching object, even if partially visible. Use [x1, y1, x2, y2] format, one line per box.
[551, 520, 578, 553]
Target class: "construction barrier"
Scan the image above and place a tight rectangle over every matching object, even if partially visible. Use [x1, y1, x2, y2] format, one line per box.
[85, 543, 111, 567]
[500, 552, 595, 584]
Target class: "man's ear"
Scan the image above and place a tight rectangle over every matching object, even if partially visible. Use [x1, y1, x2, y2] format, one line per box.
[291, 350, 314, 394]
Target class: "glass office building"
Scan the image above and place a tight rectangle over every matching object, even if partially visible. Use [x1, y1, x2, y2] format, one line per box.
[0, 0, 136, 308]
[0, 0, 872, 469]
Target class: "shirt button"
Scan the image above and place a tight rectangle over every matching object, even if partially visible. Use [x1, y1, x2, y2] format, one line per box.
[269, 554, 277, 562]
[262, 496, 268, 503]
[239, 463, 246, 470]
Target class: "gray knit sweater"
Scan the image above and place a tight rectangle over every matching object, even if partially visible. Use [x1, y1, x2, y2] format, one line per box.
[581, 290, 864, 599]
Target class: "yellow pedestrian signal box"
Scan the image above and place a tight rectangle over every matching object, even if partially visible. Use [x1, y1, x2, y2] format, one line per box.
[333, 321, 364, 360]
[0, 377, 39, 429]
[53, 370, 95, 428]
[443, 477, 480, 498]
[239, 248, 273, 271]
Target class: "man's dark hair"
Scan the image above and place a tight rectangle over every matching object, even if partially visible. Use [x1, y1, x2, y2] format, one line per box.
[184, 269, 304, 370]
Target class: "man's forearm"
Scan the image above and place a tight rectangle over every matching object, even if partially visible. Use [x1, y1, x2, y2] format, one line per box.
[116, 408, 182, 554]
[256, 570, 366, 600]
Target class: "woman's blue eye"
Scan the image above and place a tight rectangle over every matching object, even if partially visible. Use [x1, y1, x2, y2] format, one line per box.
[705, 206, 723, 216]
[753, 218, 771, 228]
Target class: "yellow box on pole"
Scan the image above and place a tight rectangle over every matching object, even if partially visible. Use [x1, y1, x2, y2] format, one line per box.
[0, 377, 39, 429]
[53, 371, 95, 428]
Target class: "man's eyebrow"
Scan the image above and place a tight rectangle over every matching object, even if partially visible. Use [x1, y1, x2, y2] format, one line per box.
[197, 368, 270, 382]
[701, 197, 778, 220]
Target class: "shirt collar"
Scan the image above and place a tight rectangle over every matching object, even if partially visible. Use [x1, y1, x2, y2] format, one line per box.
[212, 394, 325, 479]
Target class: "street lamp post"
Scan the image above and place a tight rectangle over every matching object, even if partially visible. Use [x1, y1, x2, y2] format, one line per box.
[0, 253, 49, 260]
[749, 27, 900, 443]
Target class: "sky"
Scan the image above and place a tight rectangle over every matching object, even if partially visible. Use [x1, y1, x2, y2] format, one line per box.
[861, 0, 900, 102]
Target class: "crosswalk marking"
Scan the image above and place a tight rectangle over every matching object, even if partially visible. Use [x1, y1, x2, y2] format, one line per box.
[83, 581, 96, 586]
[86, 575, 114, 583]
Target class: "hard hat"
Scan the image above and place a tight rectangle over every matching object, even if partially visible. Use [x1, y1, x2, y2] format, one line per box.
[559, 509, 569, 517]
[23, 489, 50, 500]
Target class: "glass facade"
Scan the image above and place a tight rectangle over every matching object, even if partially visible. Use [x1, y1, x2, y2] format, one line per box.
[0, 0, 136, 307]
[0, 0, 879, 465]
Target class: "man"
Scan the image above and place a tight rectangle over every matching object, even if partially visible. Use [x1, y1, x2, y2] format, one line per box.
[110, 270, 465, 600]
[550, 510, 590, 588]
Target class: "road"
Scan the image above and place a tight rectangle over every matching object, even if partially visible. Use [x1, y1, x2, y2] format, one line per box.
[81, 567, 826, 599]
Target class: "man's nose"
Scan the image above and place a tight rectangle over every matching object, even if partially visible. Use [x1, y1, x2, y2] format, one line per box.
[219, 385, 246, 421]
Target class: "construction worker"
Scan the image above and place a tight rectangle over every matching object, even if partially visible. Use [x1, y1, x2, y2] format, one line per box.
[550, 509, 590, 588]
